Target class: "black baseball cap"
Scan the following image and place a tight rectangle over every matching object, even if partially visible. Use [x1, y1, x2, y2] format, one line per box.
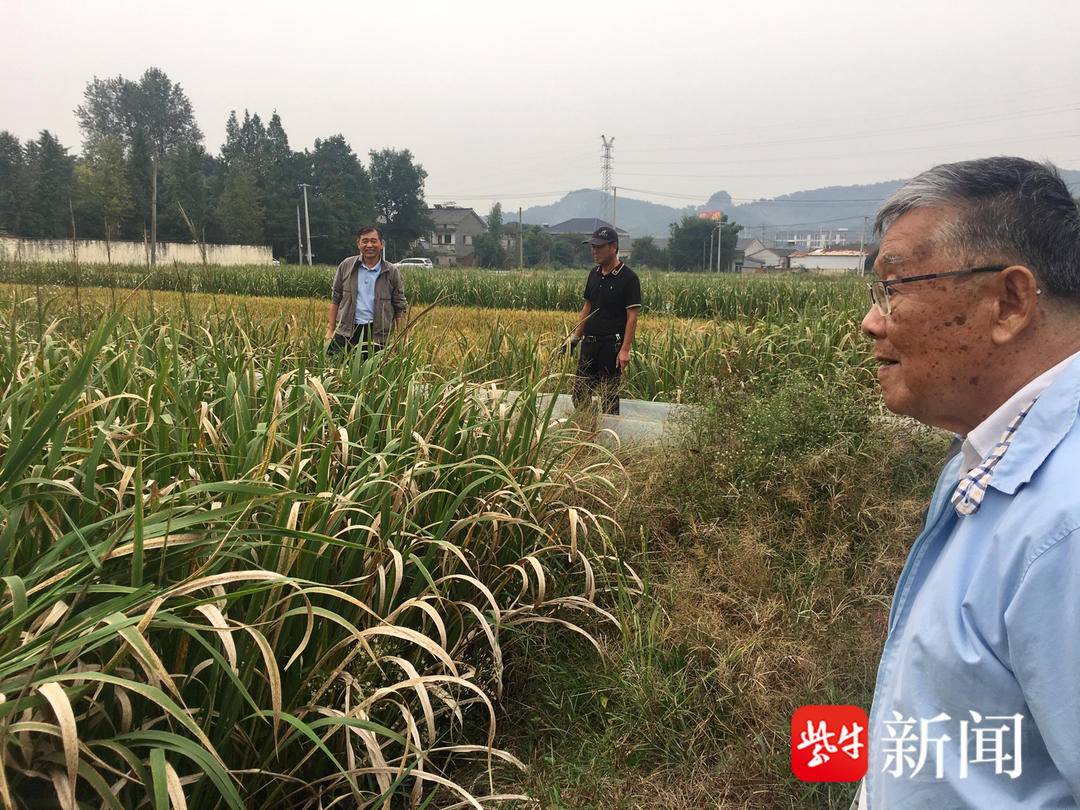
[583, 226, 618, 246]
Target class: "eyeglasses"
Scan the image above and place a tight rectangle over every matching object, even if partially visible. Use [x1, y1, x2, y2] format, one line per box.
[867, 266, 1007, 316]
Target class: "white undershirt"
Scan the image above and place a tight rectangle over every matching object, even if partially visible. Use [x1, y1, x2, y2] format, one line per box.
[958, 349, 1080, 477]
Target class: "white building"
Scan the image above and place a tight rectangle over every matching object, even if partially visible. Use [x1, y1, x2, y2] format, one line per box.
[789, 248, 866, 274]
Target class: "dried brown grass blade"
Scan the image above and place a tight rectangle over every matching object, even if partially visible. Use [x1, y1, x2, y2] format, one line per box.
[38, 683, 77, 809]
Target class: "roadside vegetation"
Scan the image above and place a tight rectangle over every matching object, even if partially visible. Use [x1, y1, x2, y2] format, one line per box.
[494, 352, 945, 808]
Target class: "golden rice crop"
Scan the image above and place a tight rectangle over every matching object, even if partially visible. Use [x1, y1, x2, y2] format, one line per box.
[2, 283, 873, 404]
[0, 261, 869, 321]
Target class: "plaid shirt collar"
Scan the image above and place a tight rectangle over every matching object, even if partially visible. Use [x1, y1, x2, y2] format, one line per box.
[953, 399, 1038, 516]
[960, 351, 1080, 476]
[952, 351, 1080, 512]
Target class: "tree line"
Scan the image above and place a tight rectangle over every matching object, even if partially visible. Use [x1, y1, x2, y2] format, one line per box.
[0, 67, 430, 264]
[631, 215, 742, 272]
[470, 205, 742, 272]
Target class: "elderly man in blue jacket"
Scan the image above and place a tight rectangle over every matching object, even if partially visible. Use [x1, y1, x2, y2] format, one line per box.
[857, 156, 1080, 808]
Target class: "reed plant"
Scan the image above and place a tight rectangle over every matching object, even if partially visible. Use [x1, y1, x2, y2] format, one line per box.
[2, 283, 874, 408]
[0, 304, 636, 808]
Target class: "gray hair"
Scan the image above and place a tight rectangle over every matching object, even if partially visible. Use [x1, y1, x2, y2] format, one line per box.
[874, 157, 1080, 299]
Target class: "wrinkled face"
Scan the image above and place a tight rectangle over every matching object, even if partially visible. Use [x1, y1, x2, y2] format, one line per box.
[357, 231, 383, 264]
[591, 242, 618, 265]
[861, 207, 997, 433]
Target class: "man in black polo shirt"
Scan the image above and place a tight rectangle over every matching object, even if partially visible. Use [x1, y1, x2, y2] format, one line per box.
[568, 225, 642, 414]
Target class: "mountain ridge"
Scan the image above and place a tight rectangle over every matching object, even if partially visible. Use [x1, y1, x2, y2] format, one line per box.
[508, 170, 1080, 239]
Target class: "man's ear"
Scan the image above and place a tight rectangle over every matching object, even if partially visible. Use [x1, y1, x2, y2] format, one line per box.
[991, 265, 1040, 345]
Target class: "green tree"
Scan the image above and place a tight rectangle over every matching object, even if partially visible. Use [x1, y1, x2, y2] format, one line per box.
[473, 203, 506, 268]
[201, 149, 228, 245]
[522, 224, 552, 266]
[306, 135, 375, 264]
[668, 214, 741, 271]
[369, 148, 431, 259]
[159, 143, 215, 243]
[220, 110, 268, 173]
[550, 233, 591, 268]
[221, 109, 307, 258]
[124, 129, 153, 240]
[73, 135, 132, 255]
[0, 132, 25, 235]
[23, 131, 75, 238]
[263, 112, 304, 261]
[76, 67, 202, 262]
[630, 236, 668, 269]
[217, 164, 265, 244]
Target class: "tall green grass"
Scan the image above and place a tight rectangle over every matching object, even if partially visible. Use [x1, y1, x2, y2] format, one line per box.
[434, 313, 874, 403]
[0, 305, 636, 807]
[2, 280, 875, 405]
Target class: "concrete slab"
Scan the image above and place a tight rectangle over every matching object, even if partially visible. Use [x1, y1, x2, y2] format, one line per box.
[495, 389, 686, 444]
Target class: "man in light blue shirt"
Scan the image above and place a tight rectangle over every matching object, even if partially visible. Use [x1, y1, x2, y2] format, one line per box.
[859, 157, 1080, 808]
[353, 243, 380, 327]
[326, 225, 407, 357]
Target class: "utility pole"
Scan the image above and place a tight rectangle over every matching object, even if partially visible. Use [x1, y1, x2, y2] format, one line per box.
[600, 135, 615, 221]
[296, 205, 303, 266]
[299, 183, 314, 266]
[708, 227, 714, 272]
[612, 187, 619, 256]
[150, 154, 158, 266]
[859, 215, 869, 275]
[518, 206, 523, 270]
[715, 225, 722, 272]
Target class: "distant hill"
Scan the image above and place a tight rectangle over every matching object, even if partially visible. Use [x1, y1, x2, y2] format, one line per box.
[515, 170, 1080, 239]
[516, 188, 698, 239]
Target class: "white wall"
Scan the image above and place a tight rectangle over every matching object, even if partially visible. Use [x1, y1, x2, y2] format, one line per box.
[0, 236, 272, 266]
[790, 254, 864, 273]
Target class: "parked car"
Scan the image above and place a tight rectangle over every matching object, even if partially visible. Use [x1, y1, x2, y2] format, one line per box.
[397, 257, 434, 269]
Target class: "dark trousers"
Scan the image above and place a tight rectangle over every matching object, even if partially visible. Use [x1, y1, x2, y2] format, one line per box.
[327, 322, 382, 358]
[572, 334, 622, 415]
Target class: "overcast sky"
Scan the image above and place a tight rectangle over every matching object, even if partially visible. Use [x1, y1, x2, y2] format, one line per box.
[5, 0, 1079, 215]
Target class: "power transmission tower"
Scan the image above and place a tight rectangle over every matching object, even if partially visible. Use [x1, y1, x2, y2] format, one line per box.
[600, 135, 615, 221]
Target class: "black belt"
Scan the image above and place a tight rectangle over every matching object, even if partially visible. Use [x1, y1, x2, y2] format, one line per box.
[582, 333, 621, 343]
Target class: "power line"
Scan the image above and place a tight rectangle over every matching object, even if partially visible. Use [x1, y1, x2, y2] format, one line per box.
[630, 83, 1079, 141]
[616, 129, 1080, 169]
[426, 190, 572, 200]
[750, 215, 876, 229]
[424, 161, 1080, 213]
[617, 185, 885, 203]
[617, 103, 1079, 155]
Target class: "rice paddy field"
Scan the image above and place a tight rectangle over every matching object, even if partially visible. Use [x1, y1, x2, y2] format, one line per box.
[0, 263, 943, 808]
[0, 261, 866, 320]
